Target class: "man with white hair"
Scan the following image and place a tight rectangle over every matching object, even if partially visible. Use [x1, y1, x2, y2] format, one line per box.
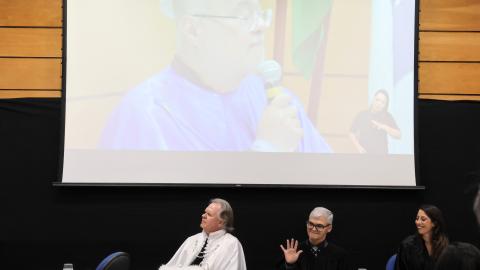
[159, 198, 246, 270]
[101, 0, 330, 153]
[277, 207, 351, 270]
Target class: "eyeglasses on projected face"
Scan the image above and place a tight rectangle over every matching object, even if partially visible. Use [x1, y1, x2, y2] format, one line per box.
[190, 9, 272, 32]
[306, 221, 331, 231]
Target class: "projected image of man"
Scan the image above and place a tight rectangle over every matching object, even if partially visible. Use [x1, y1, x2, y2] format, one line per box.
[100, 0, 331, 152]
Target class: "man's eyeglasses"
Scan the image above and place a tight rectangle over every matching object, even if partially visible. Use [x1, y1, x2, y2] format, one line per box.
[306, 221, 330, 231]
[190, 9, 272, 32]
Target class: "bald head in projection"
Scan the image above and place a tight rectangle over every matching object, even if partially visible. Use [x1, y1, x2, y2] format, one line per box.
[171, 0, 267, 92]
[101, 0, 331, 153]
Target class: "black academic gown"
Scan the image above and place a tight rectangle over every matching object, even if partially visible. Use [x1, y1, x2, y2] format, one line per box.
[277, 240, 352, 270]
[395, 234, 434, 270]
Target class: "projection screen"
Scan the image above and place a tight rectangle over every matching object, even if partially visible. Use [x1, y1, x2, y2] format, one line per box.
[62, 0, 418, 186]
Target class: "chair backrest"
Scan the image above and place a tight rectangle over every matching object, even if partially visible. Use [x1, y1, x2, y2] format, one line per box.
[96, 251, 130, 270]
[386, 254, 397, 270]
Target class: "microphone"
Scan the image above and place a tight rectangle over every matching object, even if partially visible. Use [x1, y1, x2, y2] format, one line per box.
[254, 60, 303, 152]
[257, 60, 284, 100]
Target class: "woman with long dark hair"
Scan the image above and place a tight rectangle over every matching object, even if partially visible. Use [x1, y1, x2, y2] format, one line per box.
[395, 204, 449, 270]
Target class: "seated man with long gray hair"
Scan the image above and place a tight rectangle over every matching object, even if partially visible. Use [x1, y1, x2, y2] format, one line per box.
[159, 198, 246, 270]
[277, 207, 352, 270]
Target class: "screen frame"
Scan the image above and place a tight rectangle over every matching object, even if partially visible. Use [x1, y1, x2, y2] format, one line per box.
[56, 0, 422, 189]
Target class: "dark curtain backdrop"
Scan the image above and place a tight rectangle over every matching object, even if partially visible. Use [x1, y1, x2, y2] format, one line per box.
[0, 98, 479, 270]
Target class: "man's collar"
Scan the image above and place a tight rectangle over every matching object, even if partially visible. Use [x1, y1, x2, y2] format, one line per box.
[172, 56, 214, 92]
[307, 239, 328, 249]
[202, 229, 226, 239]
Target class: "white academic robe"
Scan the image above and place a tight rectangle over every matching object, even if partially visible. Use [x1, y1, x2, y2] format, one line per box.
[159, 229, 247, 270]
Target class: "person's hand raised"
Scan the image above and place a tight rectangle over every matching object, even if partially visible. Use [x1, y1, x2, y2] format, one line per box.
[280, 238, 303, 264]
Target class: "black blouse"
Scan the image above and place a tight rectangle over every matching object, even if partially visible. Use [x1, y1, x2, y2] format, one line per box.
[395, 234, 434, 270]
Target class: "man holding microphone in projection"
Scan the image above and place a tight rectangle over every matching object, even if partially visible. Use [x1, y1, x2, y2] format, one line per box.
[101, 0, 330, 153]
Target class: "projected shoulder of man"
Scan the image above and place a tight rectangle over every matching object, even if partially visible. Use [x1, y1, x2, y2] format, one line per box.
[99, 0, 331, 153]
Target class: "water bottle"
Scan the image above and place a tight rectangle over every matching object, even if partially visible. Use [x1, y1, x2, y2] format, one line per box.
[63, 263, 74, 270]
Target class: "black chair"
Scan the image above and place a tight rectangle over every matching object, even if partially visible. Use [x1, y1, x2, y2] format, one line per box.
[96, 252, 130, 270]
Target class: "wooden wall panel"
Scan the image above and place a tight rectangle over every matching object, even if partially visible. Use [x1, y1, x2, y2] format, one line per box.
[0, 59, 62, 89]
[420, 31, 480, 62]
[418, 94, 480, 101]
[419, 0, 480, 101]
[0, 28, 62, 57]
[0, 0, 62, 98]
[0, 0, 62, 27]
[420, 0, 480, 31]
[419, 62, 480, 94]
[0, 90, 61, 98]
